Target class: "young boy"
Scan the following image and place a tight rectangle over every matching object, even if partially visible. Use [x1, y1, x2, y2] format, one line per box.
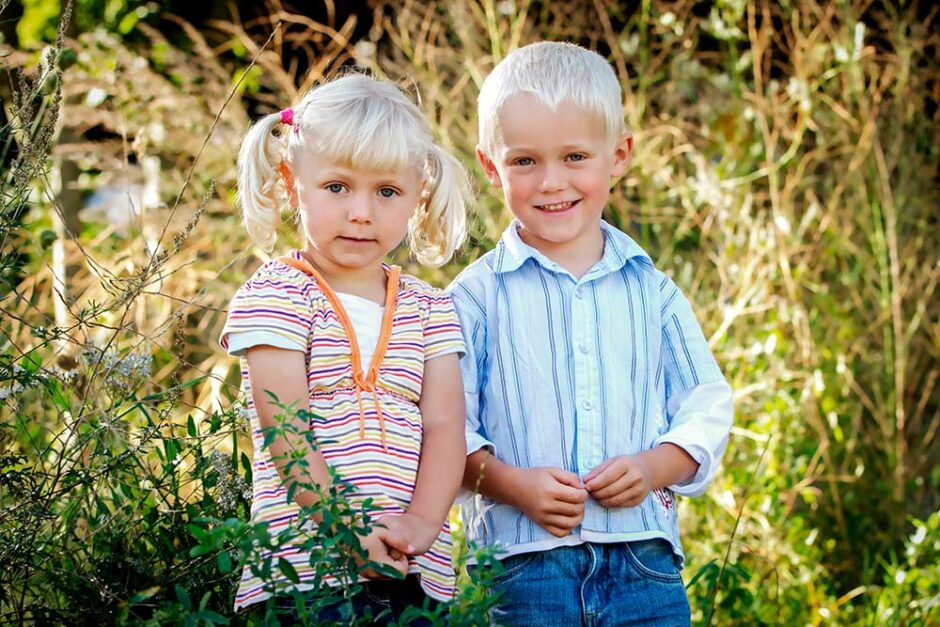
[449, 42, 734, 626]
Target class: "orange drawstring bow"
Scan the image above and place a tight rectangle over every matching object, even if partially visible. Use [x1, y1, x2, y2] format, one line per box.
[280, 254, 399, 452]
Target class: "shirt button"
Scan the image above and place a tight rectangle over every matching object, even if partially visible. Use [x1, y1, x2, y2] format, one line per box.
[579, 343, 589, 354]
[582, 399, 594, 411]
[574, 288, 584, 299]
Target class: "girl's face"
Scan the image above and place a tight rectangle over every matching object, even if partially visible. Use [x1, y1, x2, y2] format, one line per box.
[288, 149, 423, 281]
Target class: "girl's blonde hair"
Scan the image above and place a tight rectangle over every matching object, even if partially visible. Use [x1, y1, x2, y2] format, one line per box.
[236, 73, 469, 266]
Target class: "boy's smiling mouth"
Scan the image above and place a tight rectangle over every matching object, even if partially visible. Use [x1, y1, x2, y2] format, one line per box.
[535, 199, 580, 212]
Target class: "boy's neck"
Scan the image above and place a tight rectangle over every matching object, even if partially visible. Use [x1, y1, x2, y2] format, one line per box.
[516, 224, 605, 280]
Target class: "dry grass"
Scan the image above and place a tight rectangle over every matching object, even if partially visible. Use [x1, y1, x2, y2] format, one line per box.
[1, 0, 938, 622]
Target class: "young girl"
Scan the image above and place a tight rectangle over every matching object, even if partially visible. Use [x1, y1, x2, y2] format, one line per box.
[220, 73, 469, 620]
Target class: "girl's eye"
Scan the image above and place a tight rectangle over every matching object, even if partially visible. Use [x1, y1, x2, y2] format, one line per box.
[378, 187, 399, 198]
[326, 183, 346, 193]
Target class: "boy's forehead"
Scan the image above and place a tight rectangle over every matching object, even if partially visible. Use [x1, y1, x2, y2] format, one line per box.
[492, 93, 607, 147]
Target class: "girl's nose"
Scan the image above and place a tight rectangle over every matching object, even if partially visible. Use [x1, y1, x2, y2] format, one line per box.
[347, 195, 373, 223]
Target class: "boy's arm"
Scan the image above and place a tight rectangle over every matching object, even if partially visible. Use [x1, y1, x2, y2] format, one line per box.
[451, 277, 587, 537]
[464, 449, 588, 538]
[653, 381, 733, 496]
[385, 353, 466, 555]
[585, 275, 733, 505]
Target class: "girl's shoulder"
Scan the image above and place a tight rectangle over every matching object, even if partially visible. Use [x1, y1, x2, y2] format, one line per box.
[241, 255, 323, 294]
[397, 271, 451, 302]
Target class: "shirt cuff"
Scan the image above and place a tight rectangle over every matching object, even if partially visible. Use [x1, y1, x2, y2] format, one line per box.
[223, 331, 306, 357]
[653, 380, 733, 497]
[652, 438, 713, 496]
[466, 430, 495, 457]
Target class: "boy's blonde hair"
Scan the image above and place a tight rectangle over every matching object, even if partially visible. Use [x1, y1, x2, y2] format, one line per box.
[477, 42, 625, 156]
[237, 73, 469, 267]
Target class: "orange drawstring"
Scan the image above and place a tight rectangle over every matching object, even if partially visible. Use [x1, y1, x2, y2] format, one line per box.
[279, 254, 399, 452]
[352, 373, 388, 452]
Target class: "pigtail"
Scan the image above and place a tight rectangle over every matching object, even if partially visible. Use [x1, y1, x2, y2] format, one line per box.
[408, 143, 471, 267]
[236, 111, 291, 251]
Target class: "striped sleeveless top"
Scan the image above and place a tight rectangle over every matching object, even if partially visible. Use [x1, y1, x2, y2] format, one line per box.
[220, 251, 465, 610]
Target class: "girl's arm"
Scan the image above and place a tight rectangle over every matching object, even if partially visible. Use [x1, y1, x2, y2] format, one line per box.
[245, 346, 331, 508]
[384, 353, 465, 555]
[247, 345, 409, 576]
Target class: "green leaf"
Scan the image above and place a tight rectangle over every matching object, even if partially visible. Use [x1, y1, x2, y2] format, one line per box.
[278, 557, 300, 584]
[187, 415, 197, 437]
[217, 550, 232, 574]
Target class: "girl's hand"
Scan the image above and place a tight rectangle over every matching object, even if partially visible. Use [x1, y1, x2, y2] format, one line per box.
[513, 467, 588, 537]
[379, 512, 441, 557]
[583, 454, 653, 508]
[358, 527, 409, 579]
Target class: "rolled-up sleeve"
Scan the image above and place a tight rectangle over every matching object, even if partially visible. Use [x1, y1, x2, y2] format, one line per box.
[654, 274, 733, 496]
[654, 381, 733, 496]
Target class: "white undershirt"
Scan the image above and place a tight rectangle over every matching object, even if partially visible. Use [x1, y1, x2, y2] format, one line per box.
[335, 292, 384, 372]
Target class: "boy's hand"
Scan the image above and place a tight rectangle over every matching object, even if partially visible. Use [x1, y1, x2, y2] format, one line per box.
[583, 454, 653, 508]
[514, 467, 588, 537]
[379, 512, 441, 558]
[358, 527, 410, 579]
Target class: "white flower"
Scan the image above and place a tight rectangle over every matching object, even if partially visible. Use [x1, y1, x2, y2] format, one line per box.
[86, 87, 108, 107]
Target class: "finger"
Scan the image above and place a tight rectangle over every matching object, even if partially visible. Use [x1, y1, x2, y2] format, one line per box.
[391, 554, 410, 576]
[543, 500, 585, 517]
[589, 473, 640, 501]
[543, 525, 573, 538]
[552, 483, 590, 505]
[582, 458, 614, 484]
[584, 462, 628, 492]
[597, 485, 647, 508]
[376, 527, 415, 556]
[541, 513, 584, 531]
[550, 468, 585, 489]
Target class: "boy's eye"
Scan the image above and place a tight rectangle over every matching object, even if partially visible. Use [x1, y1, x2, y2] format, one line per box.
[567, 153, 587, 162]
[326, 183, 346, 193]
[512, 157, 534, 166]
[378, 187, 399, 198]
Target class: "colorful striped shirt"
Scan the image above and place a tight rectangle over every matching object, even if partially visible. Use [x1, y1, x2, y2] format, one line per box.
[221, 250, 465, 610]
[449, 220, 733, 564]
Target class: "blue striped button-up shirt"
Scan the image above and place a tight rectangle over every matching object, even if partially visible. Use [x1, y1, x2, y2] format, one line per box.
[448, 220, 733, 563]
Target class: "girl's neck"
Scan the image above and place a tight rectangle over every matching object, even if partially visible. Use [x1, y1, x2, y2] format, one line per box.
[299, 248, 389, 304]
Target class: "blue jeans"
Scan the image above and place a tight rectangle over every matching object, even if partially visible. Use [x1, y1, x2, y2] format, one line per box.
[482, 540, 690, 626]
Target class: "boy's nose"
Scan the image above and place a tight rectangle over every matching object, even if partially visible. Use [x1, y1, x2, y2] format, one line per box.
[538, 163, 565, 192]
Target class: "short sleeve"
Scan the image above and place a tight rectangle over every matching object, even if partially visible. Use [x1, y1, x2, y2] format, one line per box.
[421, 289, 466, 361]
[220, 262, 314, 356]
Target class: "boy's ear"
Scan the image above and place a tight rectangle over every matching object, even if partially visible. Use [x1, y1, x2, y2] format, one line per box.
[610, 132, 634, 178]
[476, 147, 503, 189]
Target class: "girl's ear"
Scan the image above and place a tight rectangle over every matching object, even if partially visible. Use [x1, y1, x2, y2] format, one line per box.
[279, 161, 299, 208]
[610, 132, 634, 178]
[476, 147, 503, 189]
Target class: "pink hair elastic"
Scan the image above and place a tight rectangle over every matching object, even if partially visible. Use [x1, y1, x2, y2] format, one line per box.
[279, 108, 294, 126]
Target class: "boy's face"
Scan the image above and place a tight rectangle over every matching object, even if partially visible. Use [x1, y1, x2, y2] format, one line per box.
[478, 93, 632, 261]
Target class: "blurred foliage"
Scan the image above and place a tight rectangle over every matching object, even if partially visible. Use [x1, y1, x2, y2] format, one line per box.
[1, 0, 939, 624]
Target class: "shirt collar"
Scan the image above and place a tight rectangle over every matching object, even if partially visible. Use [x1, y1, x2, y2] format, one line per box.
[493, 219, 652, 276]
